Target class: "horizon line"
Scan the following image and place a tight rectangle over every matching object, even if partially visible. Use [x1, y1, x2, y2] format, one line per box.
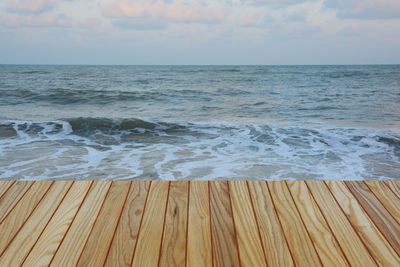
[1, 63, 400, 66]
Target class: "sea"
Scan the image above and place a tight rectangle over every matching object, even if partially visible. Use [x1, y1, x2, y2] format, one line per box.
[0, 65, 399, 180]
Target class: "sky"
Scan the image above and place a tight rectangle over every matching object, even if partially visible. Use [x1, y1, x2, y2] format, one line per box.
[1, 0, 400, 65]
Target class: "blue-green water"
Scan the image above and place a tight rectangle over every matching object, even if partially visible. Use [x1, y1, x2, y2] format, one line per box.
[1, 65, 399, 180]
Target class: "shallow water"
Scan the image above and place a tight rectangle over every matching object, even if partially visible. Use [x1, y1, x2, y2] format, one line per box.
[1, 65, 399, 180]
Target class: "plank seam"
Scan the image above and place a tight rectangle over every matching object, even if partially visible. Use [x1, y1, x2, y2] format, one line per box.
[48, 181, 94, 266]
[226, 182, 242, 267]
[20, 181, 75, 266]
[323, 181, 378, 266]
[285, 181, 323, 267]
[75, 181, 113, 267]
[304, 182, 351, 267]
[0, 182, 35, 225]
[0, 181, 16, 200]
[157, 181, 171, 267]
[383, 182, 400, 202]
[265, 182, 297, 267]
[184, 181, 190, 267]
[0, 181, 54, 258]
[130, 181, 152, 267]
[208, 181, 215, 267]
[345, 181, 400, 259]
[246, 181, 269, 267]
[364, 181, 400, 226]
[102, 181, 133, 267]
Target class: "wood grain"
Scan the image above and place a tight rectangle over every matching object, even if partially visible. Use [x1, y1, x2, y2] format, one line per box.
[131, 181, 170, 267]
[306, 181, 377, 266]
[1, 181, 400, 267]
[327, 181, 400, 266]
[105, 181, 150, 267]
[159, 181, 189, 267]
[267, 181, 322, 267]
[210, 181, 240, 267]
[0, 181, 53, 255]
[286, 181, 348, 266]
[0, 181, 33, 222]
[365, 181, 400, 225]
[247, 181, 294, 267]
[77, 181, 131, 267]
[230, 181, 267, 267]
[22, 181, 92, 267]
[49, 181, 112, 267]
[0, 181, 72, 266]
[0, 181, 15, 200]
[345, 181, 400, 260]
[385, 181, 400, 200]
[186, 182, 212, 267]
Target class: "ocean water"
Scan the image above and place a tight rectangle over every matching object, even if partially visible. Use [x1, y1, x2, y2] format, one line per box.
[0, 65, 399, 180]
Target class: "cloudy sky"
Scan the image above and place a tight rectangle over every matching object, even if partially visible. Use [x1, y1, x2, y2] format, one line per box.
[1, 0, 400, 64]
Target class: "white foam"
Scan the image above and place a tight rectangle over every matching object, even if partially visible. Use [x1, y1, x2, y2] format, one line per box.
[0, 120, 399, 180]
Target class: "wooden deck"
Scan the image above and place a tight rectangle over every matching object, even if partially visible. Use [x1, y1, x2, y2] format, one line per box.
[0, 181, 400, 266]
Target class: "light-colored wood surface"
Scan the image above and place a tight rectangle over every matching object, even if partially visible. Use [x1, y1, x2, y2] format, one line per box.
[1, 180, 400, 266]
[186, 182, 212, 267]
[327, 181, 400, 266]
[268, 181, 322, 266]
[210, 181, 240, 267]
[22, 181, 92, 267]
[248, 181, 295, 267]
[286, 181, 349, 267]
[0, 181, 32, 222]
[0, 181, 53, 255]
[229, 181, 267, 267]
[77, 181, 131, 267]
[0, 181, 15, 199]
[49, 181, 111, 266]
[159, 181, 189, 267]
[306, 181, 377, 266]
[0, 181, 72, 266]
[105, 181, 150, 267]
[131, 181, 170, 267]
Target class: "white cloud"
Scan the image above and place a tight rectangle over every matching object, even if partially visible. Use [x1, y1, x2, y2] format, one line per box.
[3, 13, 71, 27]
[324, 0, 400, 19]
[7, 0, 57, 13]
[102, 0, 230, 25]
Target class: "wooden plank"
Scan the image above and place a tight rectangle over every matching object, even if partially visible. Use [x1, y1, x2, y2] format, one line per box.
[0, 181, 15, 199]
[49, 181, 112, 267]
[22, 181, 92, 267]
[186, 182, 212, 267]
[384, 181, 400, 201]
[229, 181, 267, 267]
[0, 181, 72, 266]
[345, 181, 400, 259]
[247, 181, 294, 267]
[365, 181, 400, 225]
[77, 181, 131, 267]
[306, 181, 376, 266]
[286, 181, 348, 266]
[210, 181, 240, 267]
[159, 181, 189, 267]
[131, 181, 170, 267]
[267, 181, 322, 267]
[327, 181, 400, 266]
[0, 181, 33, 222]
[0, 181, 53, 255]
[105, 181, 150, 267]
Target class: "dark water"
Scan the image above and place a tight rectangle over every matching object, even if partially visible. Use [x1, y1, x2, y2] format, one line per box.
[1, 65, 399, 180]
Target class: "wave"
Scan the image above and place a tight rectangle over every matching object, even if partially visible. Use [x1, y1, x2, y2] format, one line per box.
[1, 118, 399, 180]
[0, 88, 172, 105]
[0, 87, 218, 105]
[325, 71, 371, 79]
